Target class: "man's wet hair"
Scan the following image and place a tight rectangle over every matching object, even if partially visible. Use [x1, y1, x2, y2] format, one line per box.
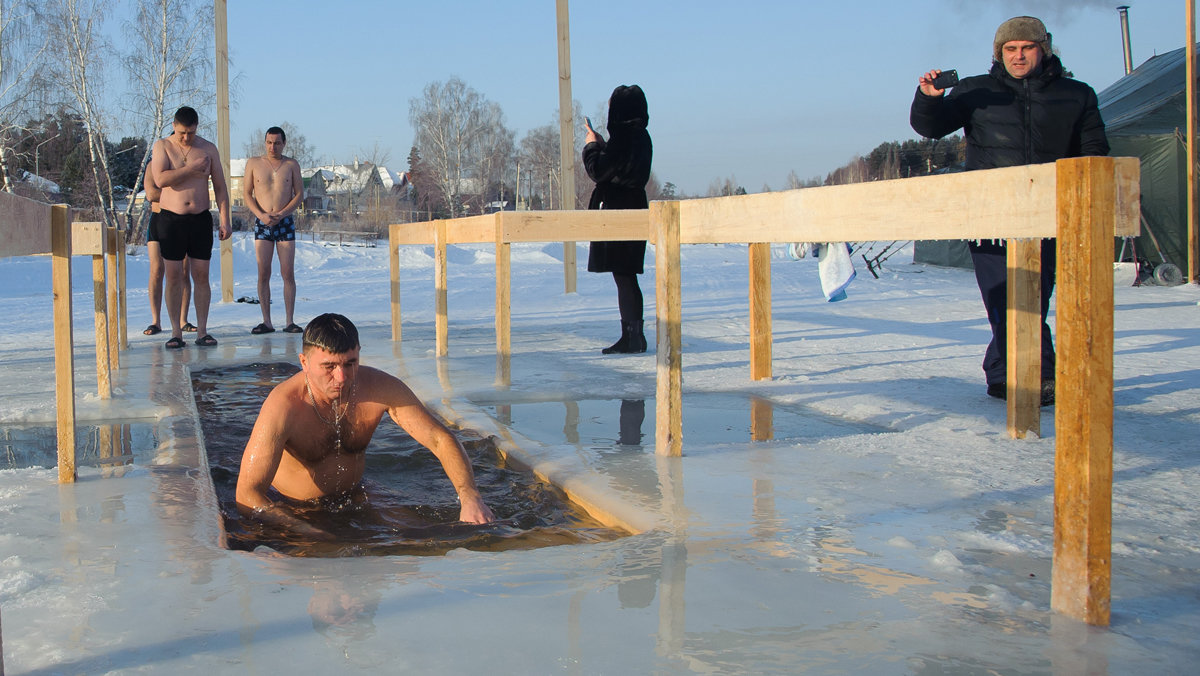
[174, 106, 199, 127]
[266, 126, 286, 144]
[303, 313, 359, 354]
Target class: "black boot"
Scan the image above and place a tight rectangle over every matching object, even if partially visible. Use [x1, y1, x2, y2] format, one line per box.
[601, 323, 630, 354]
[602, 321, 647, 354]
[627, 320, 647, 353]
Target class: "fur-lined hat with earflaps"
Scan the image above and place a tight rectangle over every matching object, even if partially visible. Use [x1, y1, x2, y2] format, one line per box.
[993, 16, 1051, 61]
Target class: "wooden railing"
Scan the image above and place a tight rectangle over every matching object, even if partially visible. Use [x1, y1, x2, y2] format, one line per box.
[389, 210, 645, 385]
[0, 192, 128, 483]
[390, 157, 1139, 626]
[305, 229, 381, 247]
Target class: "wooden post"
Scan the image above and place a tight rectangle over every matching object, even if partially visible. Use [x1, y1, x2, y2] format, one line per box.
[1189, 0, 1197, 283]
[495, 225, 512, 388]
[1051, 156, 1115, 626]
[92, 252, 111, 399]
[1006, 238, 1041, 437]
[750, 396, 773, 441]
[748, 242, 772, 381]
[215, 0, 234, 302]
[435, 220, 448, 357]
[117, 228, 128, 348]
[655, 455, 687, 655]
[654, 201, 683, 456]
[105, 227, 120, 371]
[555, 0, 577, 294]
[389, 230, 401, 342]
[52, 205, 76, 484]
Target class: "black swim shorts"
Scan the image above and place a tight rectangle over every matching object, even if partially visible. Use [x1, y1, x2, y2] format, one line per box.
[147, 210, 164, 243]
[157, 209, 214, 261]
[254, 215, 296, 242]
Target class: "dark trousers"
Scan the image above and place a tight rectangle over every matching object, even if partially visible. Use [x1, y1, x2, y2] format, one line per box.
[969, 239, 1057, 386]
[614, 272, 643, 323]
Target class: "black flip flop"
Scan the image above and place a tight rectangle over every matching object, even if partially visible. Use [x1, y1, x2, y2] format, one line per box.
[251, 323, 275, 335]
[182, 322, 198, 332]
[144, 324, 162, 336]
[195, 334, 218, 347]
[282, 323, 303, 333]
[164, 336, 186, 349]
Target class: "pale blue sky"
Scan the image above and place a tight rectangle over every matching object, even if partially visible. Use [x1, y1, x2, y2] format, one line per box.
[221, 0, 1182, 194]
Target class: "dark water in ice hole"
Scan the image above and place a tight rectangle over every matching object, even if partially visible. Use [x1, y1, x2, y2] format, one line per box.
[192, 362, 625, 557]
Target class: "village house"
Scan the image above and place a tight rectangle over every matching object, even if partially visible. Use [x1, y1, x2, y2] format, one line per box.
[302, 159, 409, 219]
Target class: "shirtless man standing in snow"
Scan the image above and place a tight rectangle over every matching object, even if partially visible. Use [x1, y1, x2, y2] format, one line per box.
[142, 155, 194, 337]
[244, 126, 304, 335]
[150, 105, 232, 349]
[236, 313, 496, 535]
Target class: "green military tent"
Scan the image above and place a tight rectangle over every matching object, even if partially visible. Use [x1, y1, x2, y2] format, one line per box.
[1098, 44, 1193, 274]
[913, 45, 1196, 276]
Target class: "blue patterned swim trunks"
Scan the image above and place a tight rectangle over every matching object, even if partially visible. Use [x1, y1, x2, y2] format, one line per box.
[254, 215, 296, 242]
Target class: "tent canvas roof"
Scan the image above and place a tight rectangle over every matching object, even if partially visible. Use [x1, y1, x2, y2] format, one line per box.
[1099, 45, 1191, 136]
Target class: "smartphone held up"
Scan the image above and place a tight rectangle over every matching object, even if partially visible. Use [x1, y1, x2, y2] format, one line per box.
[931, 69, 959, 90]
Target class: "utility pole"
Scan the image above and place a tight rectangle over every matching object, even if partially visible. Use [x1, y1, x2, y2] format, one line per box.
[1188, 0, 1198, 282]
[556, 0, 577, 293]
[216, 0, 233, 301]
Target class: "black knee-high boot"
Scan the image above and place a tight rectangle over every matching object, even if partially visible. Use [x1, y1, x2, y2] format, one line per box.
[604, 273, 646, 354]
[602, 320, 646, 354]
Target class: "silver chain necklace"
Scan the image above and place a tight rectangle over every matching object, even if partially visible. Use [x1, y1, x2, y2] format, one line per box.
[305, 376, 354, 454]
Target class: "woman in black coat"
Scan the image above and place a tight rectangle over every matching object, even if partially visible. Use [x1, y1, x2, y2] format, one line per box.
[583, 84, 652, 354]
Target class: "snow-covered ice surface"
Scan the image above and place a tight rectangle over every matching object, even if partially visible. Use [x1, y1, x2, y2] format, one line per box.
[1, 233, 1198, 674]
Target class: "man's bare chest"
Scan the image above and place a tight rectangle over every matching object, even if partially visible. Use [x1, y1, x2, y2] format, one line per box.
[164, 142, 201, 170]
[285, 406, 381, 463]
[254, 162, 293, 190]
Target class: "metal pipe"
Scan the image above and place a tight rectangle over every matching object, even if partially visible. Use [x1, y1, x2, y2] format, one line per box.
[1118, 6, 1133, 75]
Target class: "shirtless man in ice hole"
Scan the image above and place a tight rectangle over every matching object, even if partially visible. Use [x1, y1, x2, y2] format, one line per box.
[235, 313, 496, 537]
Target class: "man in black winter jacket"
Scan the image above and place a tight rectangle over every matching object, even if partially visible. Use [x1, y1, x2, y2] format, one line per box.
[910, 15, 1109, 406]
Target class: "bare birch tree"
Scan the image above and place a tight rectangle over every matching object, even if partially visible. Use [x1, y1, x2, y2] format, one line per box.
[354, 140, 391, 169]
[409, 78, 513, 217]
[518, 100, 587, 210]
[45, 0, 117, 225]
[121, 0, 212, 235]
[518, 123, 557, 209]
[469, 100, 514, 213]
[0, 0, 49, 193]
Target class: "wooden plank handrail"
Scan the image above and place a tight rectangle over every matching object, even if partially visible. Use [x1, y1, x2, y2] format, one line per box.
[387, 157, 1138, 626]
[2, 196, 127, 484]
[389, 209, 650, 362]
[674, 161, 1138, 243]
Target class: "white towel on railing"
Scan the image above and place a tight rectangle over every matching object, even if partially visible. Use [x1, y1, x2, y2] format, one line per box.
[788, 242, 855, 302]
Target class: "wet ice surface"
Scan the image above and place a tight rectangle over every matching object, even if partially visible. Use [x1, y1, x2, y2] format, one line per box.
[1, 422, 156, 472]
[192, 362, 623, 556]
[0, 238, 1197, 673]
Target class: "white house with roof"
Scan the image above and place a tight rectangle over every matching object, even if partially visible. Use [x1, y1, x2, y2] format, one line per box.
[302, 159, 408, 216]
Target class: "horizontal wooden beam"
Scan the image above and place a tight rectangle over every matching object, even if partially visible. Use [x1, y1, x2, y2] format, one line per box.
[676, 159, 1140, 244]
[72, 221, 105, 256]
[496, 210, 648, 242]
[445, 214, 496, 244]
[389, 159, 1138, 250]
[392, 210, 651, 247]
[0, 191, 56, 257]
[390, 222, 436, 245]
